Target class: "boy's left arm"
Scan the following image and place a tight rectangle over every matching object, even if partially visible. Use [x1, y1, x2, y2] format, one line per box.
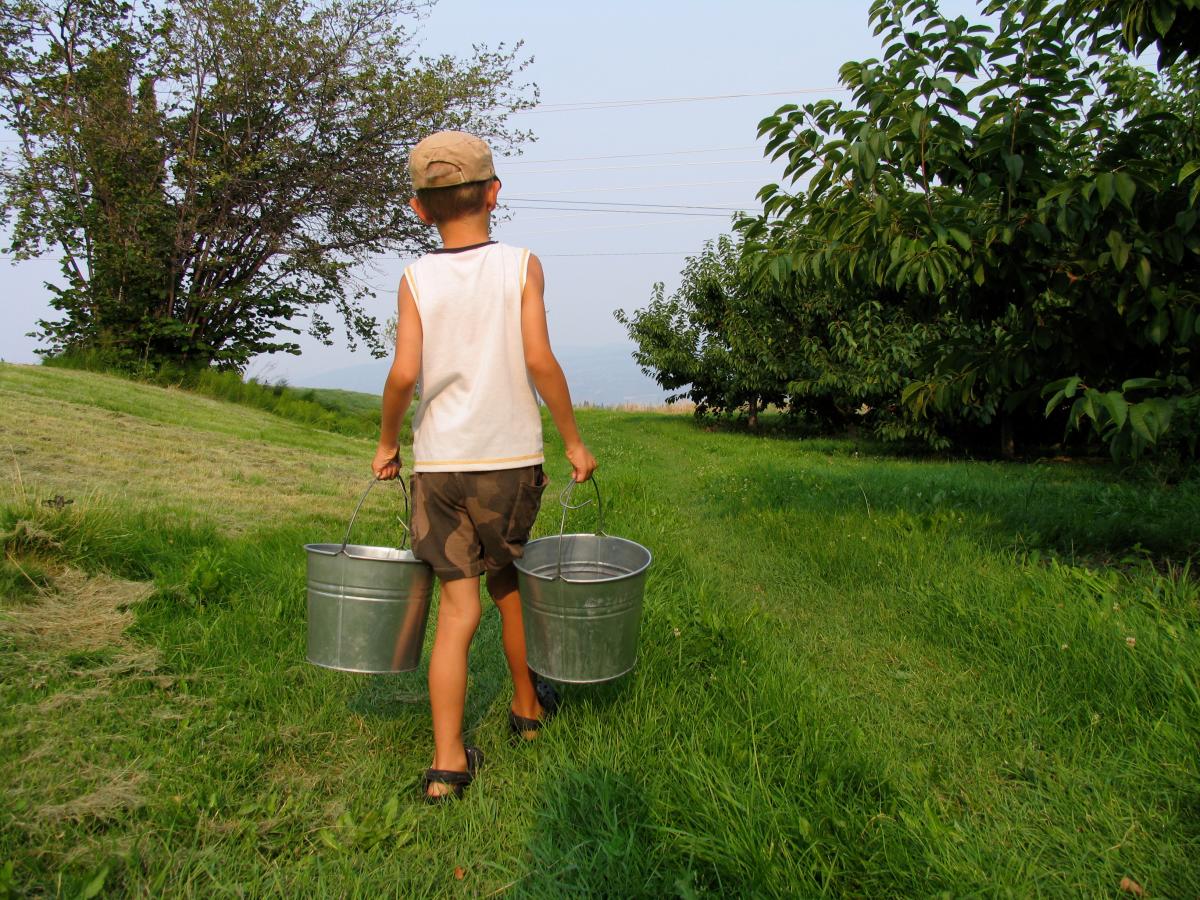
[373, 278, 422, 480]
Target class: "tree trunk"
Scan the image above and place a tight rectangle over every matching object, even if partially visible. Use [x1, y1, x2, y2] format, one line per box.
[1000, 412, 1015, 460]
[748, 395, 759, 430]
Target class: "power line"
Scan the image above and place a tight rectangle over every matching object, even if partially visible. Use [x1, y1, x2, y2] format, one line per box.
[334, 250, 698, 260]
[541, 251, 692, 257]
[503, 158, 766, 176]
[357, 250, 695, 262]
[511, 178, 765, 196]
[505, 205, 731, 218]
[516, 218, 727, 237]
[502, 145, 758, 164]
[505, 197, 743, 211]
[518, 86, 843, 114]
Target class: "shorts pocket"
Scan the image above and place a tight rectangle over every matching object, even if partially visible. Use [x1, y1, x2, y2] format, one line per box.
[504, 469, 548, 545]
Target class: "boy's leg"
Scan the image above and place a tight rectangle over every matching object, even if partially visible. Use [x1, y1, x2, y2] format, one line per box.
[487, 563, 542, 720]
[426, 574, 482, 796]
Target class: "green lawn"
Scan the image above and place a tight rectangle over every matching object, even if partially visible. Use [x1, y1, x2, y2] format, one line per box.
[1, 362, 1198, 897]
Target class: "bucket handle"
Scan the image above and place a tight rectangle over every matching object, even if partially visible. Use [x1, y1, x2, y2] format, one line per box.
[340, 475, 413, 553]
[553, 476, 604, 580]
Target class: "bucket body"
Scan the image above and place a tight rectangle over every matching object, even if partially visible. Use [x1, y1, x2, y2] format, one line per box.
[305, 543, 434, 673]
[515, 533, 652, 683]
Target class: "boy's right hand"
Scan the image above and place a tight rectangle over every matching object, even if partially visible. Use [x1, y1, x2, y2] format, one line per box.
[565, 443, 598, 483]
[372, 444, 402, 480]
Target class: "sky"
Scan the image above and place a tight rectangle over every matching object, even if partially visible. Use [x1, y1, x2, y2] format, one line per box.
[0, 0, 979, 397]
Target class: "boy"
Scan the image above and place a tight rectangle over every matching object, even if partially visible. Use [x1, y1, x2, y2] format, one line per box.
[371, 131, 598, 802]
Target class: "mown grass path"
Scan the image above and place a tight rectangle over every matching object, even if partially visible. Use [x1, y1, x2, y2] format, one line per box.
[1, 364, 1198, 897]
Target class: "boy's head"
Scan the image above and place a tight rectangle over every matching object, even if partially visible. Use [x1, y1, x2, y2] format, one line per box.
[409, 131, 499, 225]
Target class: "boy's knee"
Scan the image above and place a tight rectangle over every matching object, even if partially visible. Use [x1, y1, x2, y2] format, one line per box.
[438, 599, 483, 632]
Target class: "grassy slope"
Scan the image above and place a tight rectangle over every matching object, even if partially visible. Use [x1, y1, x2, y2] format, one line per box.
[1, 362, 1198, 897]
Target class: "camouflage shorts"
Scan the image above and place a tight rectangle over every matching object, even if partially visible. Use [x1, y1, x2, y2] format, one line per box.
[410, 465, 548, 582]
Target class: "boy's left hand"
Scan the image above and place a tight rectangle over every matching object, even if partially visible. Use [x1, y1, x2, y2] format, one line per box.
[372, 445, 402, 480]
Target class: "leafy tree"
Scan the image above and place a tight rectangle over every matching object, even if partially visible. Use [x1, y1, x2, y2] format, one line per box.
[741, 0, 1199, 458]
[618, 233, 946, 441]
[617, 235, 790, 425]
[0, 0, 533, 369]
[1066, 0, 1200, 65]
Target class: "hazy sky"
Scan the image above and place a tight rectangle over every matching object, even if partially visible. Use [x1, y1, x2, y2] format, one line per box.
[0, 0, 979, 385]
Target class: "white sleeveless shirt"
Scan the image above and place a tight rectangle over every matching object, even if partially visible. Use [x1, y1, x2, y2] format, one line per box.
[403, 241, 544, 472]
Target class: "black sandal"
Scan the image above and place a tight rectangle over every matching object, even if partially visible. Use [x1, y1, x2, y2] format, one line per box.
[509, 679, 560, 742]
[421, 745, 483, 803]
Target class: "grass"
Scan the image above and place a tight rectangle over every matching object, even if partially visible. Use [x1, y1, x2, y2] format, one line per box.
[41, 349, 383, 438]
[1, 361, 1198, 896]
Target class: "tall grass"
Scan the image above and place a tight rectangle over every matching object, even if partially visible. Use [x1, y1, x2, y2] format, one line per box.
[1, 370, 1198, 896]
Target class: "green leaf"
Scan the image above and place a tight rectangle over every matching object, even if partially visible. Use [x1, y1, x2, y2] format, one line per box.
[319, 829, 341, 850]
[1129, 403, 1155, 444]
[78, 868, 109, 900]
[382, 795, 399, 827]
[1136, 256, 1151, 290]
[1106, 230, 1130, 271]
[1180, 159, 1200, 183]
[1121, 377, 1165, 392]
[947, 228, 971, 251]
[973, 262, 986, 285]
[1096, 172, 1115, 209]
[910, 109, 924, 138]
[1082, 389, 1099, 423]
[1069, 396, 1090, 428]
[1150, 2, 1177, 38]
[1148, 309, 1169, 344]
[1100, 391, 1128, 429]
[1003, 153, 1023, 183]
[1114, 172, 1136, 209]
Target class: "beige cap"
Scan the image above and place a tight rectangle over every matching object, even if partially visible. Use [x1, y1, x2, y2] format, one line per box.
[409, 131, 496, 190]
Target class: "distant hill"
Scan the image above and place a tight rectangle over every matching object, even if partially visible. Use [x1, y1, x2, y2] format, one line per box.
[293, 343, 674, 407]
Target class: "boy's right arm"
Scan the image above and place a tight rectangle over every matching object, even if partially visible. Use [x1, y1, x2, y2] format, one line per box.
[521, 254, 598, 483]
[373, 278, 422, 480]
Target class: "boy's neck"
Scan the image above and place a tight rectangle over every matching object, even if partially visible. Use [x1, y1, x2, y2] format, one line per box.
[435, 210, 492, 250]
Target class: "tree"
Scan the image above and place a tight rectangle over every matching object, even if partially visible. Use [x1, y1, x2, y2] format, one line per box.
[618, 233, 948, 443]
[1065, 0, 1200, 66]
[741, 0, 1200, 458]
[0, 0, 533, 369]
[616, 235, 793, 426]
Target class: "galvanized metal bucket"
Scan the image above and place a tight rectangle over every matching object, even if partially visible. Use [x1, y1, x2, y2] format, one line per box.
[304, 476, 434, 673]
[514, 478, 652, 683]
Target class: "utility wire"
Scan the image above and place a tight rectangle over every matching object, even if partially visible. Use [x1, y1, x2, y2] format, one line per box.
[507, 158, 765, 175]
[502, 145, 758, 164]
[505, 205, 731, 218]
[516, 218, 723, 236]
[317, 250, 697, 261]
[541, 251, 692, 257]
[514, 179, 765, 196]
[519, 86, 843, 113]
[358, 250, 694, 261]
[505, 197, 743, 211]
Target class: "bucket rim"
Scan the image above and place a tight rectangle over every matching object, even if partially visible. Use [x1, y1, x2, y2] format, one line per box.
[304, 543, 432, 566]
[514, 533, 652, 584]
[530, 659, 637, 684]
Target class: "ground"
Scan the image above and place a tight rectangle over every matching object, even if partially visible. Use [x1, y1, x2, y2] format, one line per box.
[1, 362, 1197, 897]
